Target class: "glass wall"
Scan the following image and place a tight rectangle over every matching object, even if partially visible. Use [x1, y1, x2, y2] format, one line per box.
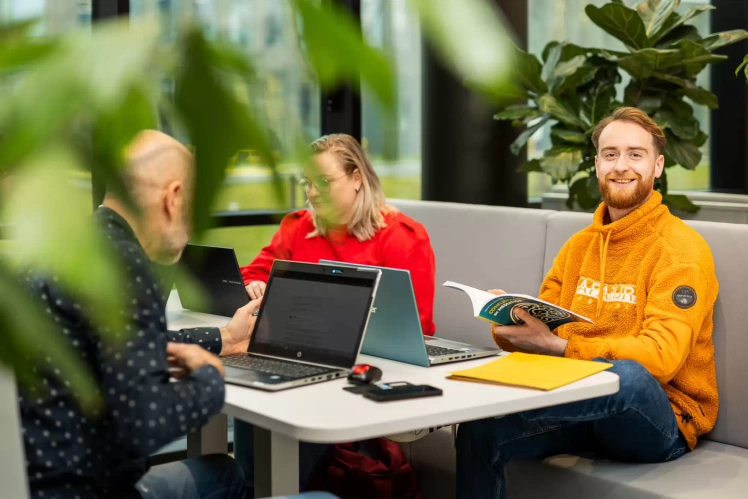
[528, 0, 712, 199]
[361, 0, 422, 201]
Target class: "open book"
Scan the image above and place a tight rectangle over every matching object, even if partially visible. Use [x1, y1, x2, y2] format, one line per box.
[444, 281, 592, 331]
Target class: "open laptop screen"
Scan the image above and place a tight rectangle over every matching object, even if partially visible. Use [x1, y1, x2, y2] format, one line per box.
[249, 262, 378, 368]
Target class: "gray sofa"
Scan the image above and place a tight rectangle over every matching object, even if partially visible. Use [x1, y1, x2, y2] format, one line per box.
[390, 199, 748, 499]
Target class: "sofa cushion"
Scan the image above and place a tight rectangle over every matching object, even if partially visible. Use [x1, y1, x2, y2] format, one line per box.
[390, 200, 553, 348]
[506, 441, 748, 499]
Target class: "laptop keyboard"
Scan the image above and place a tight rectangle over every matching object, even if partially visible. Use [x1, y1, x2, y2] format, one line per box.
[426, 345, 465, 357]
[222, 355, 333, 378]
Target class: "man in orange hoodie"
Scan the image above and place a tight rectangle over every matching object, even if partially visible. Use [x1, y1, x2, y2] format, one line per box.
[456, 108, 719, 499]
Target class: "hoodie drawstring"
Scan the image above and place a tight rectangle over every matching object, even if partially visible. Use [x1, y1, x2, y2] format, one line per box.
[597, 230, 612, 318]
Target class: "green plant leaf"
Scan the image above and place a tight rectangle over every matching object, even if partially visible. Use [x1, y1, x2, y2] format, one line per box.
[0, 39, 58, 74]
[0, 19, 161, 172]
[0, 264, 102, 413]
[294, 0, 395, 110]
[542, 41, 590, 63]
[651, 73, 719, 109]
[537, 94, 587, 128]
[494, 105, 540, 121]
[665, 130, 701, 169]
[692, 129, 708, 147]
[654, 24, 701, 48]
[651, 6, 715, 45]
[736, 55, 748, 79]
[3, 147, 127, 344]
[409, 0, 514, 101]
[585, 3, 650, 50]
[551, 126, 588, 144]
[614, 48, 681, 78]
[510, 45, 548, 95]
[510, 115, 550, 156]
[554, 59, 598, 94]
[654, 109, 699, 140]
[582, 80, 617, 125]
[681, 86, 719, 109]
[542, 43, 563, 84]
[636, 0, 680, 38]
[673, 40, 727, 74]
[174, 29, 276, 235]
[90, 82, 159, 211]
[663, 193, 699, 213]
[539, 146, 585, 182]
[701, 30, 748, 51]
[517, 159, 543, 173]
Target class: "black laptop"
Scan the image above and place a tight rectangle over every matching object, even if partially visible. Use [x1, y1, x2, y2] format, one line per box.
[175, 244, 249, 317]
[222, 260, 382, 391]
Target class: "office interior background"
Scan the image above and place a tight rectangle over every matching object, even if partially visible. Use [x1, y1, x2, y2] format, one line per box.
[1, 0, 746, 264]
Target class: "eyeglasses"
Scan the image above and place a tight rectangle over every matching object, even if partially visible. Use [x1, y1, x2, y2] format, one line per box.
[298, 172, 351, 194]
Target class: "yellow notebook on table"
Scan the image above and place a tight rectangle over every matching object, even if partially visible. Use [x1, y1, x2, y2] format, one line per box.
[449, 353, 613, 391]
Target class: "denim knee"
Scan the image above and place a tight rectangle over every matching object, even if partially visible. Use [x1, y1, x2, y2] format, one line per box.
[599, 359, 660, 406]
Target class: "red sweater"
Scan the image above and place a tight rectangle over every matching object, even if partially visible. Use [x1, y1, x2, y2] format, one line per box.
[241, 210, 436, 336]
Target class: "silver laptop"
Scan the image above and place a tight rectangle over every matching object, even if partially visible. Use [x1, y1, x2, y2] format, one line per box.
[320, 260, 501, 367]
[223, 260, 381, 391]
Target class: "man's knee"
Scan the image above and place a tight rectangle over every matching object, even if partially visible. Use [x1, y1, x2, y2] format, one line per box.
[603, 360, 661, 406]
[190, 454, 246, 489]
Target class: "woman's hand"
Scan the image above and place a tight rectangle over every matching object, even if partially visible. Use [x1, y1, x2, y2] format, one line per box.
[245, 281, 267, 300]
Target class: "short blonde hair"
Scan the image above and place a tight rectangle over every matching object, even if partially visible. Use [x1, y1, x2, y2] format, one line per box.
[592, 107, 667, 156]
[307, 134, 395, 242]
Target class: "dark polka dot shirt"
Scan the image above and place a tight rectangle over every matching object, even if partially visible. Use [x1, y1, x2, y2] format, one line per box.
[18, 207, 226, 499]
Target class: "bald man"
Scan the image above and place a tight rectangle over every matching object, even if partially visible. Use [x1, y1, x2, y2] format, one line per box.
[19, 131, 257, 499]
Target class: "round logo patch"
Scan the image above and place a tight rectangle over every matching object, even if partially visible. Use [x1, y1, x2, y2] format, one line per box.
[673, 286, 697, 309]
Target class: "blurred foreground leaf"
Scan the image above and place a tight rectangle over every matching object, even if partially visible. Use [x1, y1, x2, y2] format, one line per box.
[409, 0, 516, 102]
[293, 0, 395, 111]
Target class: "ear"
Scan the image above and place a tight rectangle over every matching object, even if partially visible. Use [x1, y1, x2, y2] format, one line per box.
[595, 155, 600, 178]
[654, 154, 665, 179]
[163, 181, 183, 222]
[352, 168, 362, 192]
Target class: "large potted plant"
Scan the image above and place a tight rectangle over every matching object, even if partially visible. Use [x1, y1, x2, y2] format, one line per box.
[496, 0, 748, 212]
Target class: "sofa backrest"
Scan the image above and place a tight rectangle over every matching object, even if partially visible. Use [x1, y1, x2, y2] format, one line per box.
[543, 211, 748, 448]
[0, 368, 30, 499]
[390, 200, 553, 348]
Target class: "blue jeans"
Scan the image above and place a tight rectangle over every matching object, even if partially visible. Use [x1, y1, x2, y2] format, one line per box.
[234, 420, 332, 493]
[456, 360, 691, 499]
[137, 454, 247, 499]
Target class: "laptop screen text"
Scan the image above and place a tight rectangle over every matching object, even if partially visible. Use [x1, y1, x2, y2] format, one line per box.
[249, 270, 374, 368]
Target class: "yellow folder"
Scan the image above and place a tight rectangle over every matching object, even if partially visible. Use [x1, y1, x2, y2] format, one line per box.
[449, 353, 613, 391]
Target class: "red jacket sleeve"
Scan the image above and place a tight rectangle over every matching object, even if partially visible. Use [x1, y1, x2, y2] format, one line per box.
[381, 217, 437, 336]
[240, 212, 306, 285]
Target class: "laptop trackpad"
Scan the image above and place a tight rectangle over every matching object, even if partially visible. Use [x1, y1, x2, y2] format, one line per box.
[225, 367, 291, 384]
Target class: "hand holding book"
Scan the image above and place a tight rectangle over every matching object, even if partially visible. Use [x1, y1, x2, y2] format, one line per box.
[445, 281, 593, 356]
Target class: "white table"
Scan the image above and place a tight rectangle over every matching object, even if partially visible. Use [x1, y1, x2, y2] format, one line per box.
[167, 291, 619, 497]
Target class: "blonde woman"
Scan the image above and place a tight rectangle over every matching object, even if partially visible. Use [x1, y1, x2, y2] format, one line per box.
[241, 133, 436, 336]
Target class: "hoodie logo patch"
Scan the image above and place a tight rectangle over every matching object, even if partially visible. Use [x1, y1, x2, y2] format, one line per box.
[576, 278, 637, 305]
[673, 286, 697, 309]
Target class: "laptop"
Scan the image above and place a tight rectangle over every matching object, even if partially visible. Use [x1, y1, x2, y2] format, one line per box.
[175, 244, 249, 317]
[223, 260, 381, 391]
[320, 260, 501, 367]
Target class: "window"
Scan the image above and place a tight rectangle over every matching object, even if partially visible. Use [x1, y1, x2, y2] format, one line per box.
[528, 0, 712, 199]
[361, 0, 422, 201]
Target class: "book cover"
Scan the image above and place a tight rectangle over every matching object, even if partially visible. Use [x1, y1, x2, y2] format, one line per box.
[443, 281, 592, 331]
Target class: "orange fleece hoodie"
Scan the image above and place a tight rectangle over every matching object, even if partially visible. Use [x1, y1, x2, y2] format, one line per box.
[493, 192, 718, 450]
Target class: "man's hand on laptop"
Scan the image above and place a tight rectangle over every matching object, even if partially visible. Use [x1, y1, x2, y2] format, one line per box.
[494, 307, 568, 357]
[167, 343, 226, 378]
[219, 299, 262, 356]
[246, 281, 266, 300]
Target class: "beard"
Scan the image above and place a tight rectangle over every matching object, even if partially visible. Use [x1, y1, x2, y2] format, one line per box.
[599, 171, 655, 210]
